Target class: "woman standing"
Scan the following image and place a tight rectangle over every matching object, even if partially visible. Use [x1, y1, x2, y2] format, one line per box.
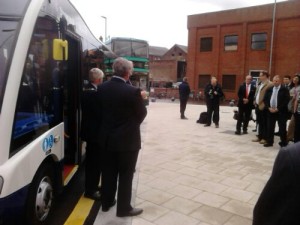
[287, 74, 300, 142]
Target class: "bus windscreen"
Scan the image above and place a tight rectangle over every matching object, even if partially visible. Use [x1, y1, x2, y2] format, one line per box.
[0, 0, 29, 111]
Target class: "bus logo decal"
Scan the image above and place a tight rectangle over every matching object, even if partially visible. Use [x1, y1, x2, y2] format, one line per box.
[42, 135, 54, 153]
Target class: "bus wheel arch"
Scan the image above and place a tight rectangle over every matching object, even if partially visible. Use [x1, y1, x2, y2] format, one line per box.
[25, 161, 57, 225]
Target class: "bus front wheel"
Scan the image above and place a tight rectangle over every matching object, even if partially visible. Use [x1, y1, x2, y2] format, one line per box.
[26, 163, 55, 225]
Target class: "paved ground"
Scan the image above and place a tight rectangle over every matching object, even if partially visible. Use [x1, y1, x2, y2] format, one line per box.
[95, 100, 281, 225]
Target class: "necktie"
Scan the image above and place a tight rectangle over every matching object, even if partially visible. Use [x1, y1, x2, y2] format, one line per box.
[246, 85, 249, 98]
[271, 87, 278, 108]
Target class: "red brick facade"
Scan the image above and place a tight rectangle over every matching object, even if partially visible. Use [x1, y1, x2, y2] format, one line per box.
[187, 0, 300, 100]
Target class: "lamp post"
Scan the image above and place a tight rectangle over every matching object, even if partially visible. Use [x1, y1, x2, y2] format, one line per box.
[269, 0, 277, 74]
[101, 16, 107, 41]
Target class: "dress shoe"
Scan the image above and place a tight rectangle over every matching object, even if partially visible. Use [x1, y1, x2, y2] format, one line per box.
[279, 141, 288, 147]
[263, 143, 273, 147]
[215, 124, 219, 128]
[204, 124, 211, 127]
[274, 131, 280, 136]
[117, 208, 143, 217]
[235, 131, 241, 135]
[252, 138, 261, 142]
[102, 199, 117, 212]
[243, 130, 248, 134]
[259, 139, 267, 144]
[84, 191, 101, 201]
[252, 129, 257, 132]
[181, 116, 188, 120]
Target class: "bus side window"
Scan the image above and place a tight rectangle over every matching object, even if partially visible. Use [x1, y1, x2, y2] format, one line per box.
[10, 17, 62, 156]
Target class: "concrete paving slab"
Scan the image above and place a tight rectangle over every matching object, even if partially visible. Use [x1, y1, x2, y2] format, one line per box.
[95, 101, 282, 225]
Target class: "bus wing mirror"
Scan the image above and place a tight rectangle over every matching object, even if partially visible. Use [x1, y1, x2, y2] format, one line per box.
[53, 39, 68, 60]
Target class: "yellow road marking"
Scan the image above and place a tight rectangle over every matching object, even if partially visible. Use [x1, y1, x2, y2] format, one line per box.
[64, 195, 94, 225]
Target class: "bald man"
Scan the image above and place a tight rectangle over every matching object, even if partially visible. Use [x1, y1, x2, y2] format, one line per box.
[235, 75, 256, 135]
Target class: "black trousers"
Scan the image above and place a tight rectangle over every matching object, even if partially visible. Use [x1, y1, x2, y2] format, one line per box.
[236, 106, 252, 132]
[85, 141, 101, 193]
[101, 150, 139, 214]
[206, 102, 220, 125]
[256, 108, 268, 140]
[294, 113, 300, 143]
[266, 112, 288, 145]
[180, 98, 188, 117]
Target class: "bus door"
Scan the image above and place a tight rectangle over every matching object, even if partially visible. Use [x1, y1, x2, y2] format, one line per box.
[63, 34, 81, 165]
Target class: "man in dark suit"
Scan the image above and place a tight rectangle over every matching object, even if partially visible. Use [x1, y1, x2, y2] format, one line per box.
[263, 75, 290, 147]
[81, 68, 104, 200]
[98, 57, 147, 217]
[253, 142, 300, 225]
[179, 77, 191, 119]
[235, 75, 256, 135]
[283, 75, 292, 90]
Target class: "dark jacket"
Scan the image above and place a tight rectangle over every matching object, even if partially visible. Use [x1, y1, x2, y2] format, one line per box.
[204, 83, 224, 104]
[263, 85, 290, 113]
[179, 81, 191, 100]
[237, 83, 256, 108]
[98, 77, 147, 152]
[253, 142, 300, 225]
[81, 83, 101, 142]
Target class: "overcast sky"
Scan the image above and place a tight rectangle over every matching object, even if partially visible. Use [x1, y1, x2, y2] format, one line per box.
[70, 0, 286, 48]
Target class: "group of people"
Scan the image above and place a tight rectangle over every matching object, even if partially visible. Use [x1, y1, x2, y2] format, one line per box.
[179, 71, 300, 148]
[252, 72, 300, 225]
[235, 71, 300, 148]
[81, 57, 147, 217]
[179, 76, 224, 128]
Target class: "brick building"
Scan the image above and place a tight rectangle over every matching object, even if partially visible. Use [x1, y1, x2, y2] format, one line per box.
[187, 0, 300, 100]
[149, 46, 168, 61]
[149, 44, 187, 87]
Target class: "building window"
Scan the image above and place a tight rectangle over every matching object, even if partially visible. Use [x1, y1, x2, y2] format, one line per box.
[198, 74, 211, 88]
[200, 37, 213, 52]
[222, 74, 236, 91]
[251, 33, 267, 50]
[224, 35, 238, 51]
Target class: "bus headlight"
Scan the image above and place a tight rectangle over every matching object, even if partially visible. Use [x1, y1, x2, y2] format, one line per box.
[0, 176, 3, 194]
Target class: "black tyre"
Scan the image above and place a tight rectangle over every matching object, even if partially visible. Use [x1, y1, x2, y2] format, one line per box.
[25, 163, 55, 225]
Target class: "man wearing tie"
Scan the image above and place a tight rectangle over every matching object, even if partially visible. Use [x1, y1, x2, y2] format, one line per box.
[263, 75, 290, 147]
[283, 75, 292, 90]
[235, 75, 256, 135]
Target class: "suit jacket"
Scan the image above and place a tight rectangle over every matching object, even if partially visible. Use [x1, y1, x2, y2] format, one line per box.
[237, 83, 256, 108]
[179, 81, 191, 100]
[81, 82, 101, 142]
[204, 83, 224, 104]
[98, 77, 147, 152]
[253, 142, 300, 225]
[263, 85, 290, 114]
[256, 81, 273, 110]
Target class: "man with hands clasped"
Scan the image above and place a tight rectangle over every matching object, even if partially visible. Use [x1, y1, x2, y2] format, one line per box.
[263, 75, 290, 147]
[235, 75, 256, 135]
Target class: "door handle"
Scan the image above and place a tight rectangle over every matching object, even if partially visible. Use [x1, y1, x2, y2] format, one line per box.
[54, 135, 61, 143]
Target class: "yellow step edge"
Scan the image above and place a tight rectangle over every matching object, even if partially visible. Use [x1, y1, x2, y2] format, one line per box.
[63, 165, 79, 186]
[64, 194, 94, 225]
